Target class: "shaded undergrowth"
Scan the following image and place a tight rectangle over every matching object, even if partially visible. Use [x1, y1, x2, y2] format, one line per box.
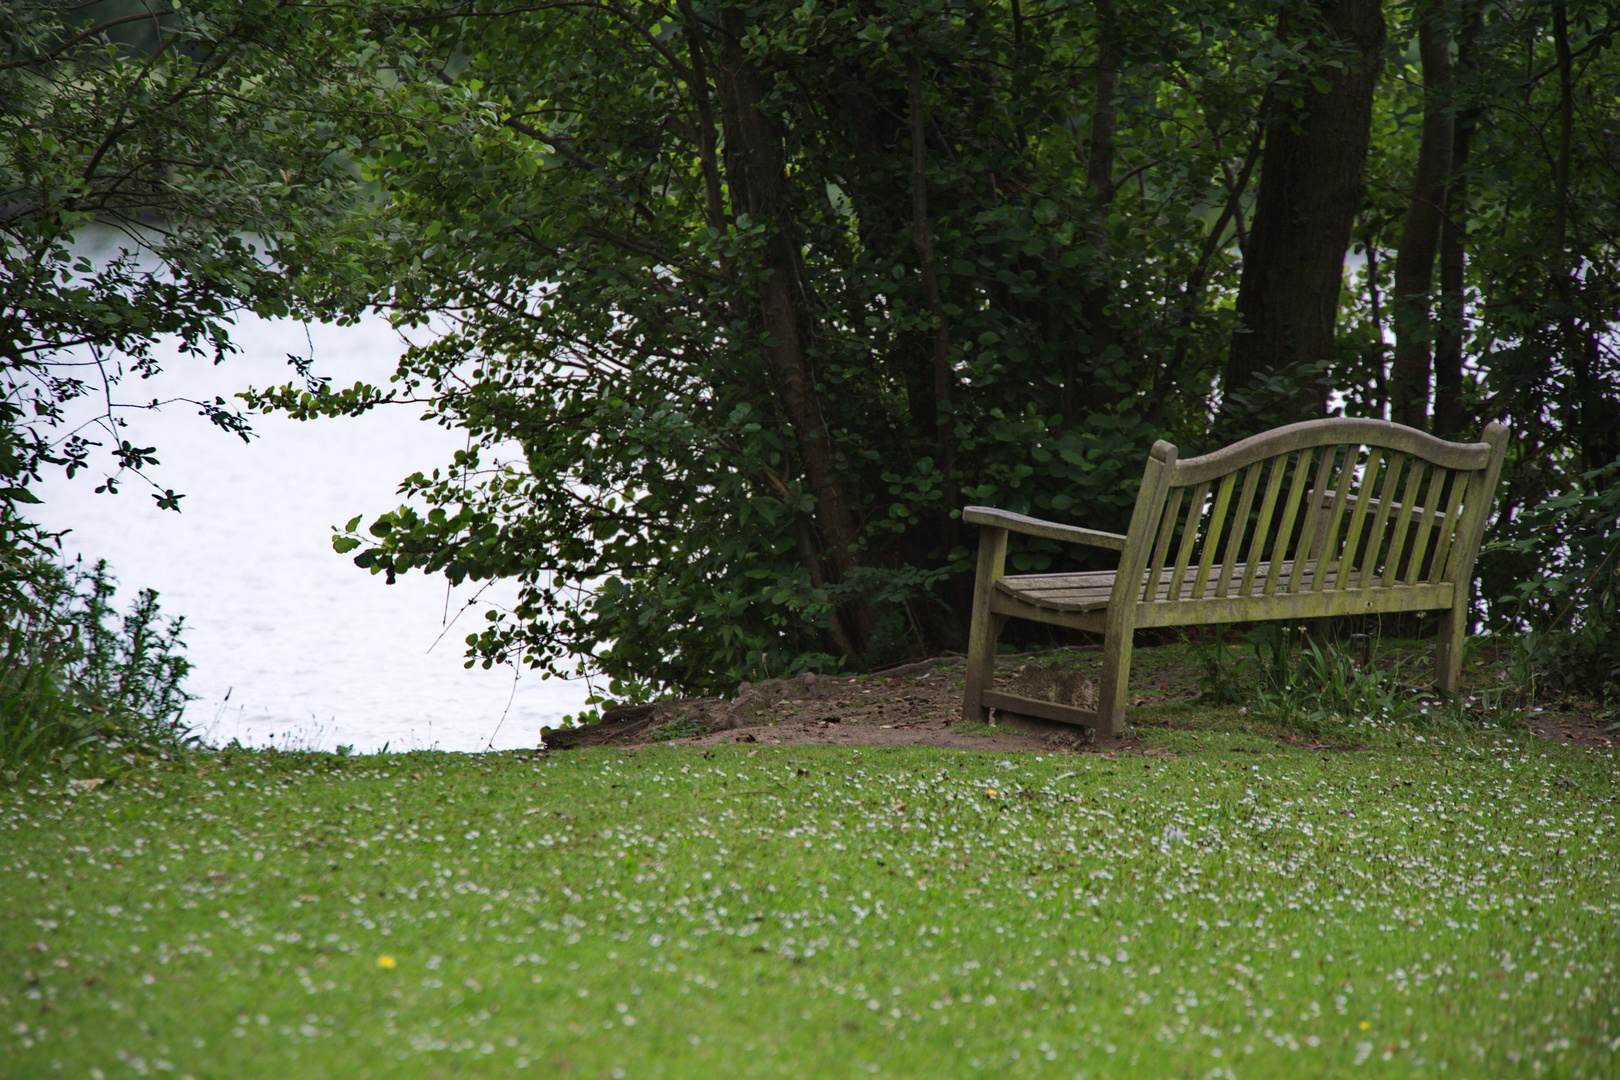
[1, 559, 193, 779]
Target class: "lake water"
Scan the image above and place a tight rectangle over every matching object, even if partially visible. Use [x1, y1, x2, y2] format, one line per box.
[30, 305, 592, 753]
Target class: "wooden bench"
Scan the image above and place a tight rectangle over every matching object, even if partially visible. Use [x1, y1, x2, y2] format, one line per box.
[962, 418, 1509, 737]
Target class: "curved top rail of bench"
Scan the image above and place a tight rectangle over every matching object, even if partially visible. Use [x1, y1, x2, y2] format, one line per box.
[1161, 418, 1507, 487]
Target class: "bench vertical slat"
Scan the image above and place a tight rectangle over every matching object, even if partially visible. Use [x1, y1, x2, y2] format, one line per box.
[1215, 463, 1264, 598]
[1337, 448, 1384, 594]
[1240, 454, 1289, 596]
[1404, 464, 1451, 585]
[1427, 469, 1469, 583]
[1307, 446, 1359, 593]
[1142, 487, 1186, 602]
[1442, 424, 1508, 584]
[1382, 459, 1429, 587]
[1097, 442, 1179, 737]
[1192, 473, 1238, 599]
[1265, 447, 1315, 596]
[1357, 451, 1407, 589]
[1290, 448, 1339, 592]
[1435, 422, 1510, 690]
[1166, 481, 1209, 602]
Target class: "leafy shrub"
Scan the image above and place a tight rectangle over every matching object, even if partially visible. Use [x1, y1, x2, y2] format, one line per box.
[555, 673, 662, 730]
[1, 558, 194, 775]
[1479, 459, 1620, 702]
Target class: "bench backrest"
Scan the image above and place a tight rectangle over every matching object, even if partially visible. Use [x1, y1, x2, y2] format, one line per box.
[1115, 419, 1509, 609]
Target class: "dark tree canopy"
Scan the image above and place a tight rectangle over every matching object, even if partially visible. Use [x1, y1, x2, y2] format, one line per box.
[256, 0, 1620, 694]
[11, 1, 1620, 698]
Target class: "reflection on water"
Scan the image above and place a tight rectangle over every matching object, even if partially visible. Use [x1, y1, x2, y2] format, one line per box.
[30, 305, 591, 753]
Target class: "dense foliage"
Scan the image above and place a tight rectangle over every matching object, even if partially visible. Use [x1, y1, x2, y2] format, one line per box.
[257, 0, 1347, 692]
[1486, 460, 1620, 699]
[247, 0, 1615, 696]
[9, 1, 1620, 701]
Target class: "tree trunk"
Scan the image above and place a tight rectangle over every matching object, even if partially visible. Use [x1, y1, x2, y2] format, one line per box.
[1433, 5, 1483, 438]
[1551, 1, 1572, 256]
[1390, 4, 1456, 431]
[676, 0, 732, 242]
[1547, 3, 1614, 474]
[1222, 0, 1386, 433]
[908, 54, 958, 531]
[716, 8, 872, 651]
[1076, 0, 1123, 418]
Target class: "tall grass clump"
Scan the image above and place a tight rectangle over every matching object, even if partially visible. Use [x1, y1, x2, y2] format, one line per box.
[1193, 623, 1525, 737]
[1, 556, 194, 775]
[1253, 633, 1421, 733]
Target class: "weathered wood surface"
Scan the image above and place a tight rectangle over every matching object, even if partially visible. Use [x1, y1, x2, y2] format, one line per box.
[961, 506, 1128, 549]
[961, 418, 1510, 738]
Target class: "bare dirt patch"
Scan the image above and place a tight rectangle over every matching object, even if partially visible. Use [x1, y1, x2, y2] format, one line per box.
[1521, 709, 1617, 749]
[538, 642, 1617, 754]
[540, 655, 1138, 755]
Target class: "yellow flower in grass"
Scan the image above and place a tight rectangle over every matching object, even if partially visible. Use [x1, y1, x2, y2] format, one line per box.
[1359, 1020, 1371, 1031]
[377, 955, 397, 970]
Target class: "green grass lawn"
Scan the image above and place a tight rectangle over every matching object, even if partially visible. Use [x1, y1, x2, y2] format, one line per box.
[2, 730, 1616, 1078]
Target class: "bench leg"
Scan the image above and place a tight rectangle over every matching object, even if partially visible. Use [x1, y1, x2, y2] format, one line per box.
[963, 526, 1009, 724]
[1094, 628, 1133, 739]
[1435, 602, 1465, 695]
[963, 614, 1007, 724]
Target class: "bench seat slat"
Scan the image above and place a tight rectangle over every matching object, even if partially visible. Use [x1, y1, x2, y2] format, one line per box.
[997, 559, 1332, 612]
[1132, 583, 1455, 628]
[992, 567, 1454, 627]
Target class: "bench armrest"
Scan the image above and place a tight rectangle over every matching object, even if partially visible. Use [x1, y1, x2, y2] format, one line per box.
[962, 506, 1129, 551]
